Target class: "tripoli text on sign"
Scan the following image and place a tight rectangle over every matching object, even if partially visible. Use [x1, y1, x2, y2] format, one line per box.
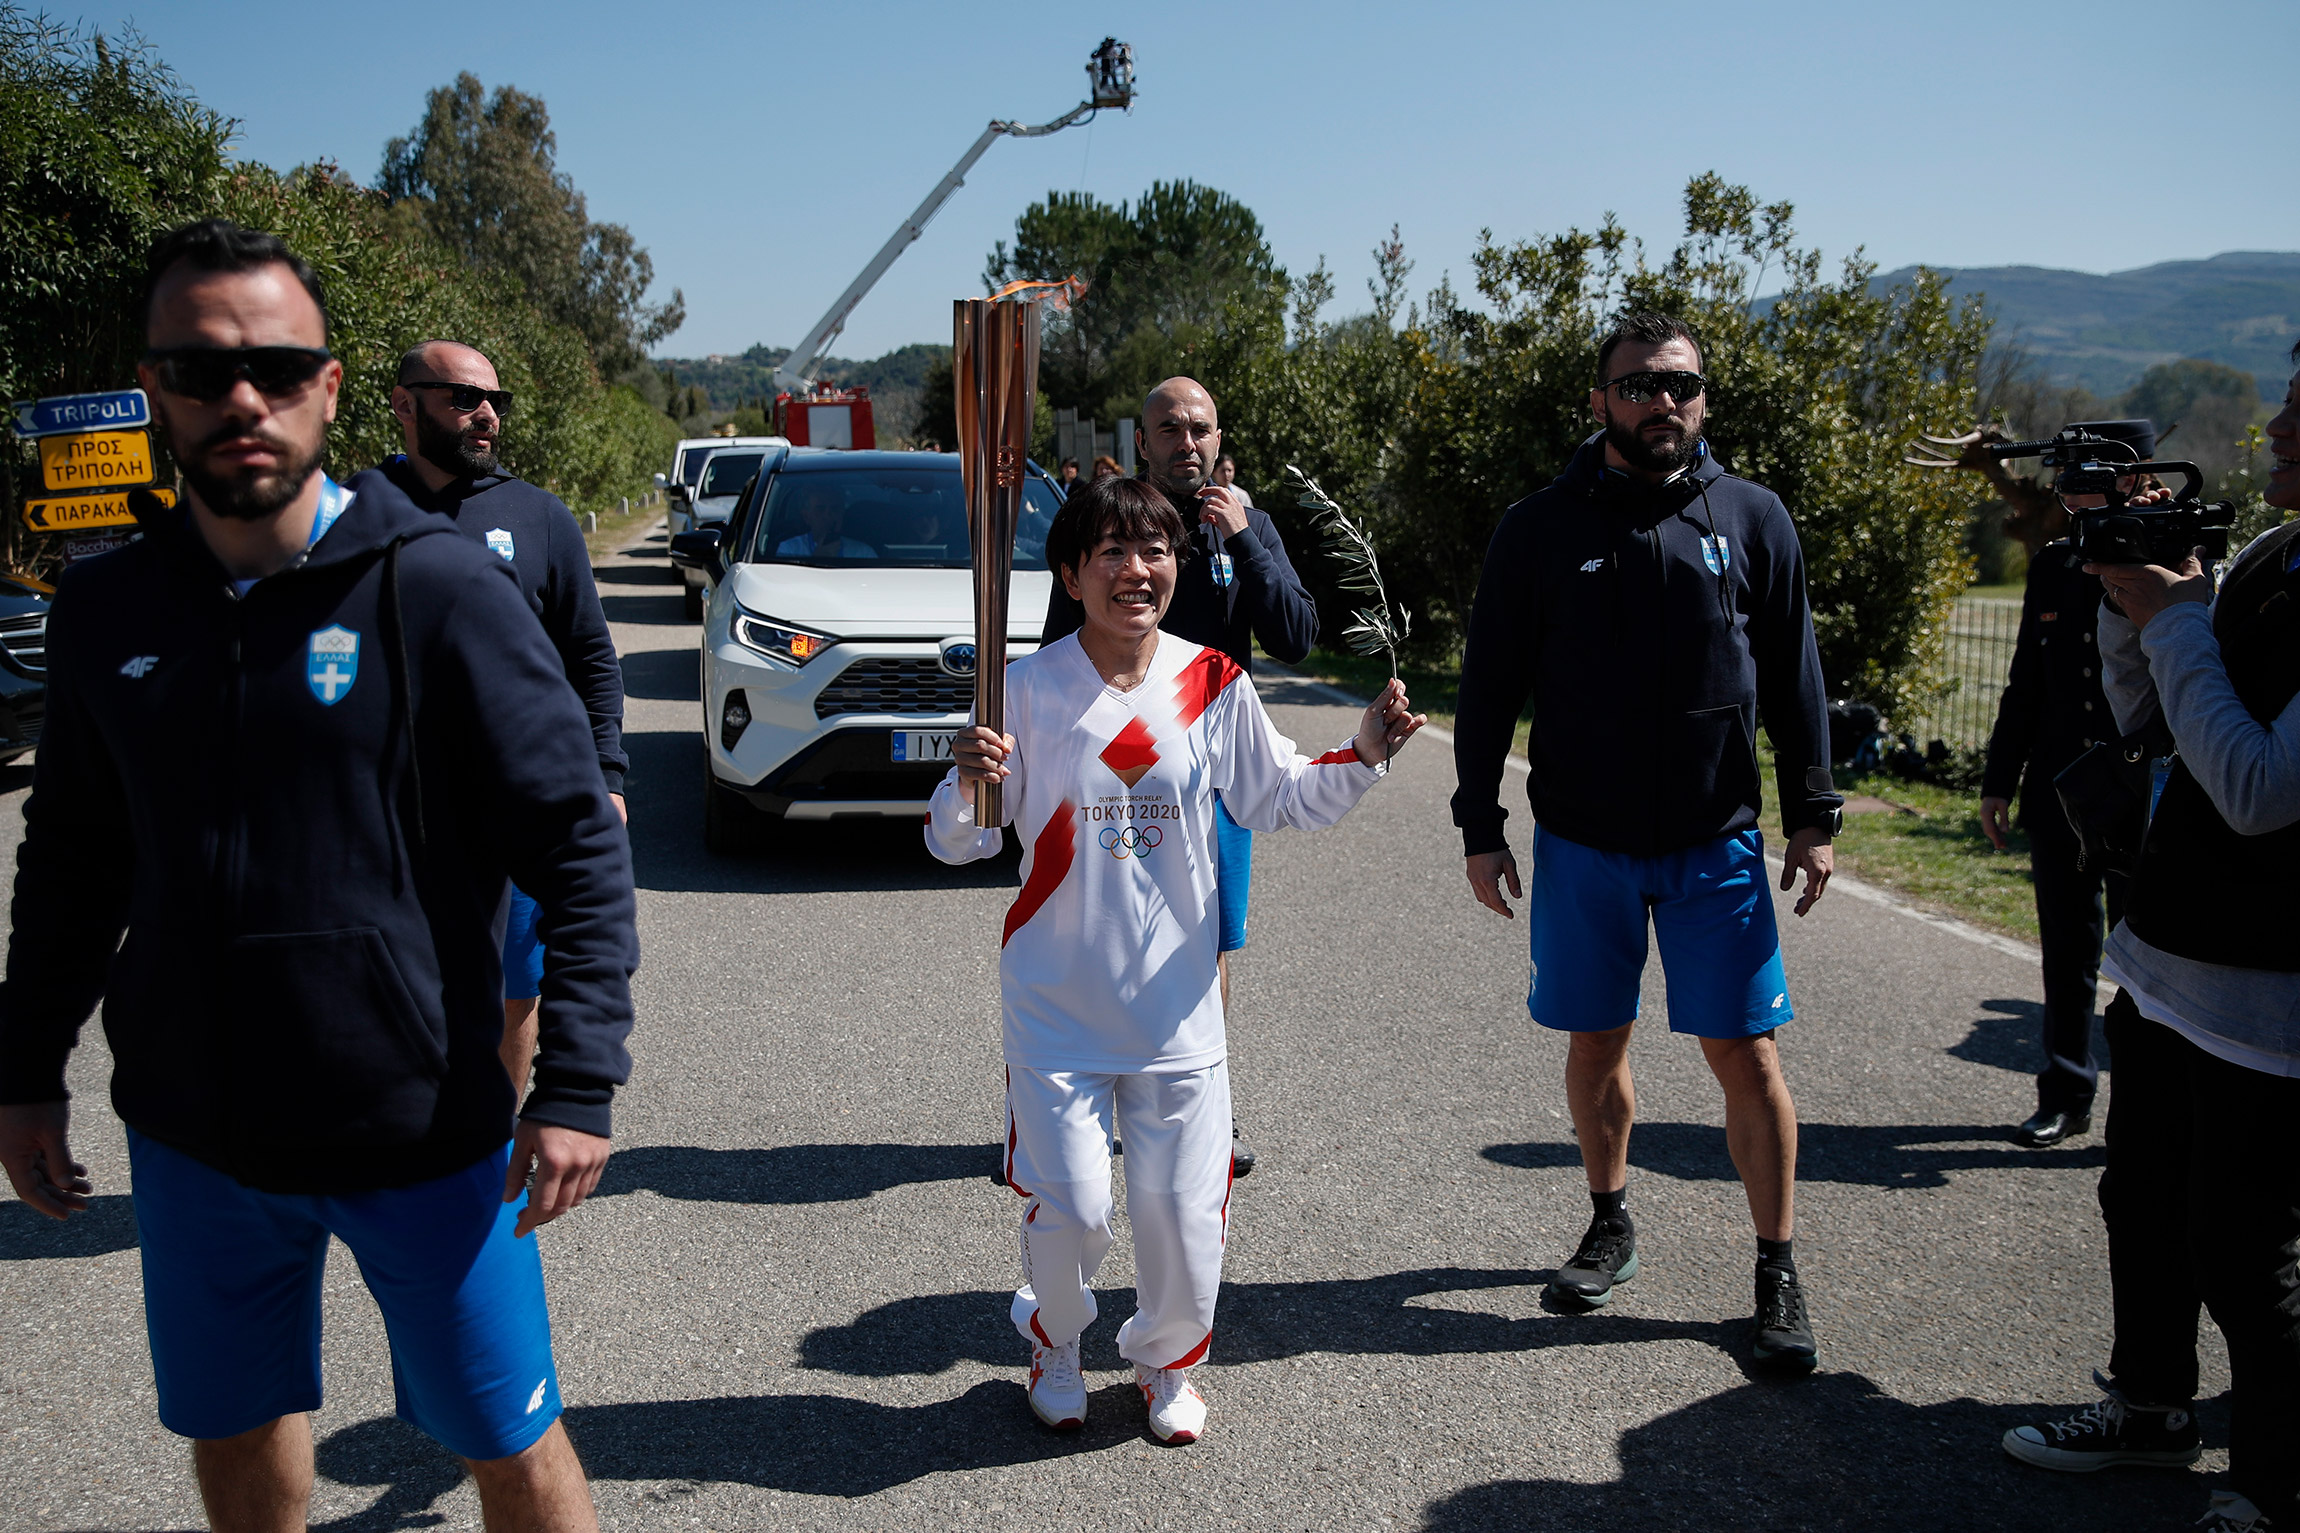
[9, 388, 151, 439]
[39, 430, 154, 492]
[22, 487, 173, 532]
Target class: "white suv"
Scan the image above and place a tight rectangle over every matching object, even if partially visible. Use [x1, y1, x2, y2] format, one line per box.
[671, 449, 1062, 850]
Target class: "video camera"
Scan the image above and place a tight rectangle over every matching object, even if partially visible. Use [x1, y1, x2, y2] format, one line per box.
[1987, 422, 2235, 566]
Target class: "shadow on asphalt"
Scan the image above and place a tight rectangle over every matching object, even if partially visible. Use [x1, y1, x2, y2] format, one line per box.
[0, 1193, 138, 1258]
[621, 728, 1018, 896]
[1483, 1121, 2104, 1190]
[595, 1142, 999, 1205]
[618, 645, 697, 701]
[1418, 1370, 2227, 1532]
[1951, 997, 2114, 1076]
[312, 1382, 1151, 1510]
[799, 1269, 1739, 1378]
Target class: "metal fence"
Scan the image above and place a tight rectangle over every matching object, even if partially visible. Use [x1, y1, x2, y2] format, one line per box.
[1900, 596, 2021, 749]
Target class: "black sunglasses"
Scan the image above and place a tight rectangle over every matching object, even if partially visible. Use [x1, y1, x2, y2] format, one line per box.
[1601, 370, 1707, 405]
[402, 380, 515, 418]
[144, 346, 332, 402]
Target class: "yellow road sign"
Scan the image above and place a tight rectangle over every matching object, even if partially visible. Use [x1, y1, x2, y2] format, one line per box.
[39, 429, 155, 492]
[22, 487, 172, 532]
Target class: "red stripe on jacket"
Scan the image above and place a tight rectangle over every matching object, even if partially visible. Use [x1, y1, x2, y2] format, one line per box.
[1308, 744, 1360, 766]
[1173, 647, 1244, 728]
[1002, 799, 1078, 947]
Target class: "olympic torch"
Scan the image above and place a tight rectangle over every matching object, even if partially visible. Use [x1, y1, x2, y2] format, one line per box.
[953, 294, 1043, 829]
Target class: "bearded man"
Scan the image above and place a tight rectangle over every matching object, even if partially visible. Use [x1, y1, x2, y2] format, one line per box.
[1451, 311, 1843, 1372]
[0, 219, 634, 1530]
[378, 342, 629, 1095]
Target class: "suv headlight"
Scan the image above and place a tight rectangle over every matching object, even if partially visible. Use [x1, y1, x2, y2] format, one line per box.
[733, 608, 835, 666]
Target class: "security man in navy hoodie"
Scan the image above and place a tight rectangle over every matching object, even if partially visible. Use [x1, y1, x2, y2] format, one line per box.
[0, 222, 635, 1530]
[1452, 312, 1842, 1373]
[377, 340, 629, 1098]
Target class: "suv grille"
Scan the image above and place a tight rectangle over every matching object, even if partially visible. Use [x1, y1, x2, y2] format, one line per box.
[0, 611, 46, 673]
[815, 657, 970, 718]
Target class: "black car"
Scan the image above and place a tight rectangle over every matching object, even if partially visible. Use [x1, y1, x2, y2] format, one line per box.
[0, 574, 47, 764]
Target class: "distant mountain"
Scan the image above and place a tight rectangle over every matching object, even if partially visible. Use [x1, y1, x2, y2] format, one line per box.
[1872, 252, 2300, 399]
[653, 342, 949, 440]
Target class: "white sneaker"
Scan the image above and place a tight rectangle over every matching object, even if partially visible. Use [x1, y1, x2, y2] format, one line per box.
[1027, 1339, 1086, 1430]
[1135, 1364, 1206, 1444]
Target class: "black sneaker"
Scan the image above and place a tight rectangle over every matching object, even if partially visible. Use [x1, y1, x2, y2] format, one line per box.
[1230, 1124, 1256, 1180]
[1752, 1262, 1818, 1372]
[2001, 1372, 2201, 1471]
[1547, 1217, 1637, 1309]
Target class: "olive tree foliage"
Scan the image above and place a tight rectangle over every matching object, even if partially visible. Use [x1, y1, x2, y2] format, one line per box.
[0, 16, 670, 577]
[380, 73, 684, 378]
[1216, 176, 1990, 721]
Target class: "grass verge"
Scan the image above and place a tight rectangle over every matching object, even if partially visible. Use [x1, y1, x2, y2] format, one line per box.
[580, 492, 668, 563]
[1280, 646, 2038, 943]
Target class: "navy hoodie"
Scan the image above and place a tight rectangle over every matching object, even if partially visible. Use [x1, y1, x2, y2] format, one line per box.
[1452, 435, 1843, 858]
[378, 457, 628, 794]
[0, 469, 637, 1193]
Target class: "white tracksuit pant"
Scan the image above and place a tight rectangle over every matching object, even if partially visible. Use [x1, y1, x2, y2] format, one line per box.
[1003, 1061, 1232, 1371]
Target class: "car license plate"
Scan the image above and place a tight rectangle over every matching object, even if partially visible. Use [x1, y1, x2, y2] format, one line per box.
[892, 730, 956, 763]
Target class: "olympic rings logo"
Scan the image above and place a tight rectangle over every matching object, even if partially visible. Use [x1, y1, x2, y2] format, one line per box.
[1098, 824, 1163, 858]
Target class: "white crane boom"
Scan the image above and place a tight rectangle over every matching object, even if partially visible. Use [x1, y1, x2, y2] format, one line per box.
[773, 41, 1134, 394]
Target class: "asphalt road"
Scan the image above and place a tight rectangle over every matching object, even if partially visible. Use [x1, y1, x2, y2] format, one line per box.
[0, 525, 2232, 1532]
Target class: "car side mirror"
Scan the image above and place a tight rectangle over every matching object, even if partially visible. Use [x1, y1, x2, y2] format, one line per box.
[669, 527, 724, 579]
[653, 472, 668, 489]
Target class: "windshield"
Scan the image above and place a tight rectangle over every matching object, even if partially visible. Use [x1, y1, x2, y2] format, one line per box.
[697, 452, 764, 499]
[749, 467, 1059, 570]
[678, 448, 719, 487]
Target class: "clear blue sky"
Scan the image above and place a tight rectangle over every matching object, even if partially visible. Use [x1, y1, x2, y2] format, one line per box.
[93, 0, 2300, 360]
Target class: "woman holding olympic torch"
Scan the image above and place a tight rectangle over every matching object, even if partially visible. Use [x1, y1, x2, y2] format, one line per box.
[925, 475, 1423, 1443]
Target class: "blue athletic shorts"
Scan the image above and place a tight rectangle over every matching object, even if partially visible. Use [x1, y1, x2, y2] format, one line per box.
[503, 884, 543, 1002]
[1213, 795, 1252, 953]
[127, 1130, 562, 1460]
[1526, 825, 1792, 1040]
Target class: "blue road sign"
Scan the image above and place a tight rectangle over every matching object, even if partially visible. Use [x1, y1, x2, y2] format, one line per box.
[10, 389, 151, 439]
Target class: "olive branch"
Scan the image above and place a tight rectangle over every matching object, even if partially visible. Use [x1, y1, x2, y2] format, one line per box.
[1286, 464, 1410, 680]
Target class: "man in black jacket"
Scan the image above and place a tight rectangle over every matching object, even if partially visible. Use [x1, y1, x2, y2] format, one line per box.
[1043, 377, 1317, 1176]
[1452, 312, 1841, 1372]
[0, 221, 634, 1531]
[378, 340, 629, 1096]
[1979, 420, 2157, 1149]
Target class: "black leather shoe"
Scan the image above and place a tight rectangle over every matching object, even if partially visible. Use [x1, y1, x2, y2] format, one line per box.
[2013, 1108, 2093, 1148]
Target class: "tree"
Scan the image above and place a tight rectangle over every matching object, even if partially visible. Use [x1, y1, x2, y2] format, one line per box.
[1381, 175, 1990, 720]
[2120, 357, 2265, 492]
[380, 73, 682, 376]
[985, 180, 1281, 426]
[0, 14, 671, 579]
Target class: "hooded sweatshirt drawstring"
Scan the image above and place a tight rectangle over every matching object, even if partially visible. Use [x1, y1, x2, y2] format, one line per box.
[381, 538, 427, 874]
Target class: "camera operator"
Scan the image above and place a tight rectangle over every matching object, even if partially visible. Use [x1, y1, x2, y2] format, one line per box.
[2002, 351, 2300, 1533]
[1979, 420, 2156, 1149]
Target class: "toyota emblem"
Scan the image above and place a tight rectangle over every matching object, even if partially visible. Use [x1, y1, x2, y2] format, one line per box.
[939, 639, 978, 676]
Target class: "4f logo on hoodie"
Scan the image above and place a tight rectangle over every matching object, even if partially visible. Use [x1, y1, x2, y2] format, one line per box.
[307, 625, 360, 705]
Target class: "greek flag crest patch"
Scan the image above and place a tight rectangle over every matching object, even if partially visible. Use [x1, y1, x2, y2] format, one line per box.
[1700, 535, 1731, 575]
[486, 527, 515, 561]
[307, 625, 360, 705]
